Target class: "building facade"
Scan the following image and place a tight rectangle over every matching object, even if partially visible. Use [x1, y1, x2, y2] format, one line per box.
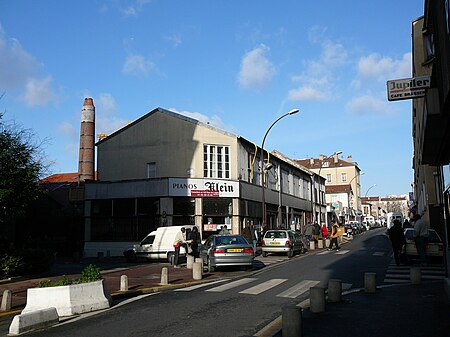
[83, 108, 316, 257]
[411, 1, 450, 296]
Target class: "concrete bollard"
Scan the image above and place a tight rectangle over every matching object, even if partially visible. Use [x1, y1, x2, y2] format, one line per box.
[160, 267, 169, 285]
[309, 241, 315, 250]
[328, 279, 342, 303]
[317, 240, 323, 249]
[186, 255, 195, 269]
[282, 305, 303, 337]
[325, 239, 330, 248]
[410, 267, 422, 285]
[195, 258, 204, 273]
[309, 286, 326, 313]
[120, 275, 129, 292]
[364, 272, 377, 293]
[193, 262, 202, 280]
[1, 289, 12, 311]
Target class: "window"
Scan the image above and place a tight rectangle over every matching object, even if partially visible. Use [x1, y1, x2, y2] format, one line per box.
[326, 174, 332, 183]
[204, 145, 230, 179]
[147, 162, 156, 178]
[341, 173, 347, 182]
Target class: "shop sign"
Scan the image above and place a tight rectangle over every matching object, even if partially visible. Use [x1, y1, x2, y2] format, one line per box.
[387, 76, 431, 101]
[169, 178, 240, 197]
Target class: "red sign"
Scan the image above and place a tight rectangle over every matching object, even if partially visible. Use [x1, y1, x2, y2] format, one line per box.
[191, 190, 220, 197]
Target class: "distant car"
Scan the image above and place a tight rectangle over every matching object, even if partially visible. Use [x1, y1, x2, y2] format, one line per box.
[403, 228, 444, 259]
[199, 235, 254, 272]
[261, 229, 304, 258]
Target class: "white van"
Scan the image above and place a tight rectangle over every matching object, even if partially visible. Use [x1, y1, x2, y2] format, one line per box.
[363, 216, 375, 228]
[123, 225, 195, 263]
[386, 212, 403, 229]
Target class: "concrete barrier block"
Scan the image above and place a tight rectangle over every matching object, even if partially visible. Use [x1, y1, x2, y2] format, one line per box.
[193, 262, 202, 280]
[328, 279, 342, 302]
[309, 241, 315, 250]
[160, 267, 169, 285]
[9, 307, 59, 335]
[310, 286, 325, 313]
[317, 240, 323, 249]
[1, 289, 12, 311]
[410, 267, 421, 285]
[364, 272, 377, 293]
[282, 305, 303, 337]
[186, 255, 195, 269]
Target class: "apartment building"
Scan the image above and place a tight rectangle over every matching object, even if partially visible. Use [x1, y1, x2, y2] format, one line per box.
[296, 154, 363, 224]
[83, 108, 316, 257]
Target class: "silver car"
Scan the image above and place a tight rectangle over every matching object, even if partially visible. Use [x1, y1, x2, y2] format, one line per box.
[261, 229, 303, 258]
[199, 235, 254, 272]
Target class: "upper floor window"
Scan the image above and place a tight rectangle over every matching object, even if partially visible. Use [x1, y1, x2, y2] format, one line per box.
[326, 174, 332, 183]
[147, 162, 156, 178]
[204, 144, 230, 179]
[341, 173, 347, 182]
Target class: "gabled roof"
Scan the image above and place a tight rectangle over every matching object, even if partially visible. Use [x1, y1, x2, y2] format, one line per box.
[96, 107, 238, 145]
[40, 172, 79, 183]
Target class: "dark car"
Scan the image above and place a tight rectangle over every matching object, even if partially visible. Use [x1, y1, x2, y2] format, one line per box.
[199, 234, 254, 272]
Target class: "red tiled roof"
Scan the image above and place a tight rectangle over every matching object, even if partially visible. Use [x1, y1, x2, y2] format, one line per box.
[295, 156, 355, 170]
[40, 173, 79, 183]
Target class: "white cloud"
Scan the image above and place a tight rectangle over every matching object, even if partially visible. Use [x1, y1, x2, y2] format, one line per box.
[58, 121, 77, 140]
[237, 44, 276, 91]
[119, 0, 152, 17]
[21, 76, 57, 106]
[166, 33, 182, 47]
[95, 93, 130, 135]
[346, 95, 394, 115]
[288, 86, 328, 101]
[357, 52, 411, 82]
[288, 27, 348, 102]
[122, 54, 155, 76]
[170, 108, 233, 132]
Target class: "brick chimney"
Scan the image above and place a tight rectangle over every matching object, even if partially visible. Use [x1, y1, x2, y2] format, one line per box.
[78, 98, 95, 182]
[310, 158, 314, 165]
[347, 155, 353, 162]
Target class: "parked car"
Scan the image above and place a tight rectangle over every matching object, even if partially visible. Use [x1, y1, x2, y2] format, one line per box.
[199, 234, 254, 272]
[123, 225, 194, 263]
[261, 229, 304, 258]
[403, 228, 444, 259]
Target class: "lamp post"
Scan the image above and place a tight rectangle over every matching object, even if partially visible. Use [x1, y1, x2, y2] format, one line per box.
[261, 109, 300, 231]
[316, 151, 342, 226]
[365, 183, 377, 197]
[348, 171, 364, 210]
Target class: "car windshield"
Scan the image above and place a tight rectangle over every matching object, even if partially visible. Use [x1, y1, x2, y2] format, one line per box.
[214, 236, 247, 246]
[404, 229, 441, 242]
[265, 231, 287, 239]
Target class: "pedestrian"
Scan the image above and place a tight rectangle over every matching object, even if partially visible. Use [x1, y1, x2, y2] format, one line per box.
[328, 222, 340, 251]
[173, 227, 189, 267]
[403, 218, 411, 229]
[312, 221, 320, 244]
[321, 223, 329, 239]
[250, 224, 258, 255]
[219, 225, 230, 235]
[413, 214, 428, 266]
[188, 226, 201, 258]
[304, 222, 313, 242]
[388, 219, 406, 265]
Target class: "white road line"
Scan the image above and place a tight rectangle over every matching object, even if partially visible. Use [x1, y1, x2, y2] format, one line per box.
[206, 278, 257, 292]
[175, 279, 229, 291]
[317, 251, 331, 255]
[373, 252, 385, 256]
[276, 280, 320, 298]
[239, 278, 287, 295]
[335, 250, 349, 255]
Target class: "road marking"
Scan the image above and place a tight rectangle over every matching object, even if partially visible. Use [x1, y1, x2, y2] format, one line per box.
[317, 251, 331, 255]
[175, 279, 229, 291]
[336, 250, 349, 255]
[276, 280, 320, 298]
[373, 252, 385, 256]
[239, 278, 287, 295]
[206, 278, 257, 292]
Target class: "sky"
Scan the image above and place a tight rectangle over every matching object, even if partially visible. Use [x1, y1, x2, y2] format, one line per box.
[0, 0, 424, 197]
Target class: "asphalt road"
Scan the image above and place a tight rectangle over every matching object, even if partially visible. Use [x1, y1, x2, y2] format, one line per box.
[5, 228, 397, 337]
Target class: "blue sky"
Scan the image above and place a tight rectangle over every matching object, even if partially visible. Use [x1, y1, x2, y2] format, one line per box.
[1, 0, 423, 197]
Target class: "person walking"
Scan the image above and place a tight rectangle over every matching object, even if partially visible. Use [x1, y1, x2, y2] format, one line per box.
[312, 221, 320, 244]
[328, 222, 340, 251]
[188, 226, 201, 258]
[413, 214, 429, 266]
[388, 219, 406, 265]
[250, 224, 258, 255]
[304, 222, 313, 243]
[173, 227, 188, 267]
[219, 225, 230, 235]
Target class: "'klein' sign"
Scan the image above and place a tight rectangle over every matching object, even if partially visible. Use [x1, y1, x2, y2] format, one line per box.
[169, 178, 239, 197]
[387, 76, 431, 101]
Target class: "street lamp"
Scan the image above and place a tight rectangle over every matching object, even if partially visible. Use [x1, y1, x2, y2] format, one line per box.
[316, 151, 342, 225]
[348, 171, 364, 207]
[261, 108, 300, 231]
[365, 183, 377, 197]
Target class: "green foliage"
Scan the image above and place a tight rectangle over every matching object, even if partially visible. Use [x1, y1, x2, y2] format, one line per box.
[0, 255, 24, 278]
[0, 111, 49, 226]
[81, 264, 102, 283]
[37, 264, 102, 288]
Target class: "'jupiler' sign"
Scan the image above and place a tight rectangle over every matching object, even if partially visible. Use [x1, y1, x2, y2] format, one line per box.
[387, 76, 431, 101]
[169, 178, 239, 197]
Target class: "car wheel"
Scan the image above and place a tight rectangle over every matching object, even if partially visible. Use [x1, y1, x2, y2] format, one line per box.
[262, 251, 268, 257]
[288, 248, 294, 258]
[125, 251, 137, 263]
[207, 257, 216, 272]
